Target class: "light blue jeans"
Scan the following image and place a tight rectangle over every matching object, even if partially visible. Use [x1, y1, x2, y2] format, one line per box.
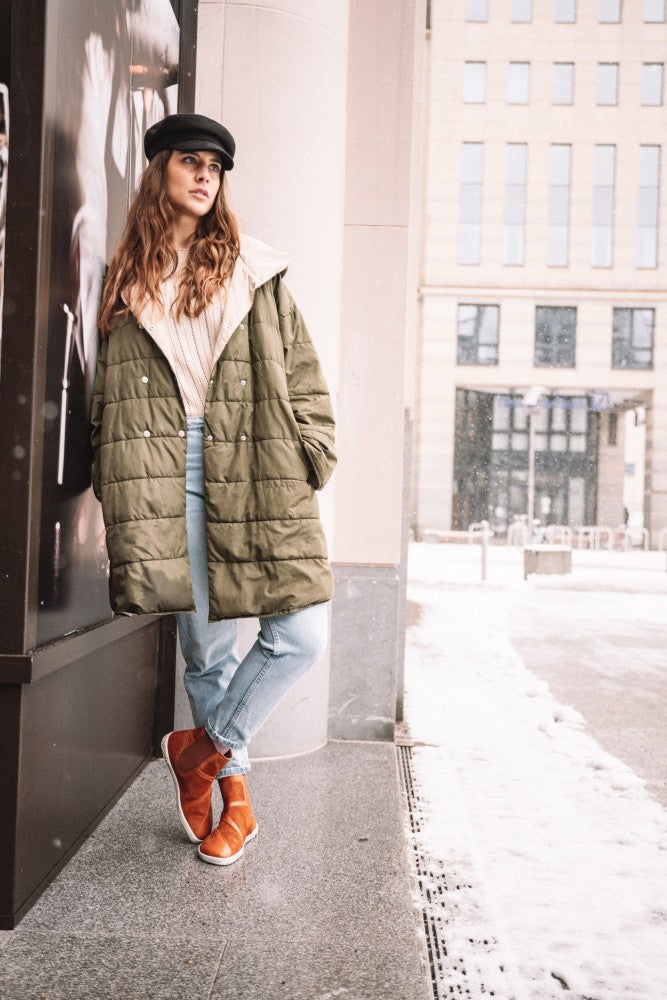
[176, 418, 329, 777]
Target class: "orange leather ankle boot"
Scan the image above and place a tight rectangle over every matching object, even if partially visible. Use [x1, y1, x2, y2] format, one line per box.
[161, 726, 230, 843]
[197, 774, 258, 866]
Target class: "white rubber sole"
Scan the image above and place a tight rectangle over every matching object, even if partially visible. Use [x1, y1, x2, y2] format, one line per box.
[160, 731, 206, 845]
[197, 824, 259, 867]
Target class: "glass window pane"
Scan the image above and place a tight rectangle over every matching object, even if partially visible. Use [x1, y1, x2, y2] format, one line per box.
[535, 306, 576, 367]
[592, 227, 613, 267]
[636, 146, 660, 268]
[548, 146, 571, 266]
[513, 407, 527, 431]
[637, 186, 659, 226]
[600, 0, 621, 21]
[633, 309, 654, 346]
[644, 0, 666, 21]
[641, 64, 664, 105]
[460, 144, 484, 266]
[550, 435, 568, 452]
[512, 433, 528, 451]
[550, 187, 571, 221]
[552, 63, 574, 104]
[639, 145, 660, 184]
[504, 146, 526, 266]
[593, 187, 614, 225]
[504, 226, 525, 265]
[592, 146, 615, 267]
[511, 0, 532, 21]
[594, 144, 615, 185]
[457, 304, 499, 365]
[505, 185, 526, 224]
[570, 406, 587, 433]
[464, 62, 487, 103]
[597, 63, 618, 104]
[555, 0, 576, 21]
[552, 405, 567, 430]
[535, 407, 548, 432]
[636, 228, 658, 268]
[508, 63, 530, 103]
[612, 307, 654, 368]
[570, 435, 586, 452]
[460, 184, 483, 222]
[492, 433, 509, 450]
[550, 144, 571, 184]
[493, 396, 511, 430]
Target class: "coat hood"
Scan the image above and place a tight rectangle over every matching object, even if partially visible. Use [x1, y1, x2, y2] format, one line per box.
[210, 234, 291, 364]
[237, 233, 291, 288]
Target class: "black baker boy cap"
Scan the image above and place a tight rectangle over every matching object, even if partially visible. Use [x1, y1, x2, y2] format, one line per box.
[144, 114, 235, 170]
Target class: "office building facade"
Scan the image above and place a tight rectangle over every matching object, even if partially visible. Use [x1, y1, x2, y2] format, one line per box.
[416, 0, 667, 544]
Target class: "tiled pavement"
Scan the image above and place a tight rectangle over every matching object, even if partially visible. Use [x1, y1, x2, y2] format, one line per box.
[0, 742, 431, 1000]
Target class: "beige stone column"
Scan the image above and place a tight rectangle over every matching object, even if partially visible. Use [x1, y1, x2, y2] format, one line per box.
[329, 0, 425, 740]
[645, 387, 667, 547]
[176, 0, 349, 758]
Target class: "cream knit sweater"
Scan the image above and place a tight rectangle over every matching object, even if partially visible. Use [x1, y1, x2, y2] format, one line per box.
[134, 250, 231, 417]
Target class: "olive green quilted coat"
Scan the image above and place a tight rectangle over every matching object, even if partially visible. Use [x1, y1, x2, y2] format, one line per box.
[90, 238, 336, 619]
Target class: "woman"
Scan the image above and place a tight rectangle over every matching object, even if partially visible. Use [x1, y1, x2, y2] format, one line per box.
[92, 113, 336, 866]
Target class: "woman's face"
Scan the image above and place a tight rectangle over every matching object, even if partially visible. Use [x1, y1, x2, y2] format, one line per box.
[165, 150, 222, 221]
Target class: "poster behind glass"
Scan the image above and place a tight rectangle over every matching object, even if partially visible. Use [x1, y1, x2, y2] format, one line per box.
[36, 0, 180, 645]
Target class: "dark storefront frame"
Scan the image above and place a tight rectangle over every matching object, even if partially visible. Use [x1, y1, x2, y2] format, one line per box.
[453, 388, 600, 535]
[0, 0, 197, 929]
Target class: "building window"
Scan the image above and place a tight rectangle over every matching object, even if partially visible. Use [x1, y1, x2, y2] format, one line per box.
[600, 0, 622, 21]
[508, 63, 530, 104]
[459, 143, 484, 265]
[644, 0, 666, 21]
[555, 0, 576, 21]
[637, 145, 660, 268]
[535, 306, 576, 367]
[548, 145, 571, 267]
[457, 305, 500, 365]
[463, 62, 487, 103]
[592, 145, 616, 268]
[511, 0, 532, 21]
[641, 64, 664, 105]
[552, 63, 574, 104]
[504, 144, 527, 265]
[612, 308, 654, 368]
[466, 0, 489, 21]
[596, 63, 619, 105]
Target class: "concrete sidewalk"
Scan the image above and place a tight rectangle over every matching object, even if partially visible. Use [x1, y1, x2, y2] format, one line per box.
[0, 742, 431, 1000]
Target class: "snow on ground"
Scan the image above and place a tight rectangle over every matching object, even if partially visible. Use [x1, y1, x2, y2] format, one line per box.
[404, 542, 667, 1000]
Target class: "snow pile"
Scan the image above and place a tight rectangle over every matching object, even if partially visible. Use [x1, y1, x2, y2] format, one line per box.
[405, 544, 667, 1000]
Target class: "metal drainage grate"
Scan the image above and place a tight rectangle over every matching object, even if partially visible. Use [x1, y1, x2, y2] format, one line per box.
[398, 743, 511, 1000]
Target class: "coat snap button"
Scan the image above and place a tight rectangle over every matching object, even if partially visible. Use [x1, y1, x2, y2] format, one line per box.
[239, 323, 244, 330]
[141, 376, 149, 384]
[240, 379, 247, 386]
[207, 434, 213, 441]
[178, 430, 185, 437]
[240, 434, 247, 441]
[143, 429, 151, 437]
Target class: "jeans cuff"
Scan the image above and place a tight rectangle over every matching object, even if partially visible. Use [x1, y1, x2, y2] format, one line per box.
[206, 724, 243, 752]
[217, 762, 251, 778]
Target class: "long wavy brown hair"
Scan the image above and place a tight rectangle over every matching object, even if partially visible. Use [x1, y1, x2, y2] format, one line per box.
[98, 149, 240, 336]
